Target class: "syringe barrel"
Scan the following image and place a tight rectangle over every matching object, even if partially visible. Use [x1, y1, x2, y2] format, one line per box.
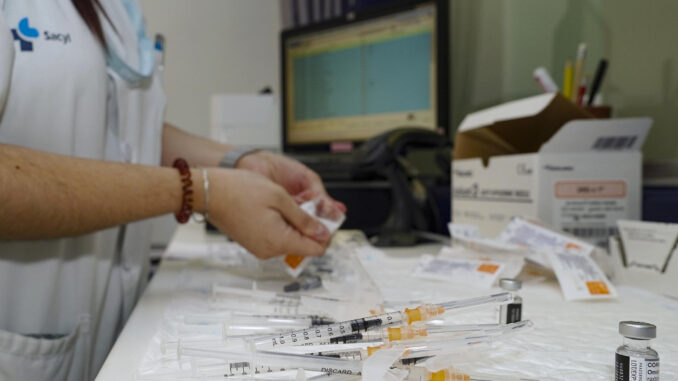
[251, 311, 402, 349]
[179, 346, 363, 376]
[437, 292, 514, 312]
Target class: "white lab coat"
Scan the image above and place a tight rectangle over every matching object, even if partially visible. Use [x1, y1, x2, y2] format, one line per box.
[0, 0, 166, 380]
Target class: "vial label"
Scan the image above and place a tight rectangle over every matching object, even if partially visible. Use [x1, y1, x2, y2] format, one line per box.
[499, 303, 522, 324]
[615, 353, 659, 381]
[505, 303, 522, 324]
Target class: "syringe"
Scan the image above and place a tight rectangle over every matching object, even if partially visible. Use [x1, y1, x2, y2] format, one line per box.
[192, 360, 292, 377]
[328, 325, 429, 345]
[320, 321, 532, 357]
[209, 298, 313, 316]
[189, 334, 495, 379]
[327, 315, 532, 346]
[221, 315, 336, 338]
[194, 357, 433, 378]
[185, 323, 531, 380]
[194, 359, 357, 378]
[252, 292, 514, 349]
[187, 358, 335, 380]
[190, 349, 430, 378]
[212, 284, 302, 303]
[425, 320, 534, 338]
[405, 366, 539, 381]
[178, 346, 363, 376]
[184, 312, 334, 326]
[192, 361, 342, 380]
[313, 334, 492, 361]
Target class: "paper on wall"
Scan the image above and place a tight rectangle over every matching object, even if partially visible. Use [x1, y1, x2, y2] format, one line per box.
[210, 93, 280, 150]
[618, 220, 678, 272]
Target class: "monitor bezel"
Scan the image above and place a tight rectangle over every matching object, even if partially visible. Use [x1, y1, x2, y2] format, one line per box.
[280, 0, 450, 154]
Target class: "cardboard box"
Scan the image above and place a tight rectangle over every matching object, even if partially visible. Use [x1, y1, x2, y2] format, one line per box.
[609, 220, 678, 299]
[452, 93, 652, 247]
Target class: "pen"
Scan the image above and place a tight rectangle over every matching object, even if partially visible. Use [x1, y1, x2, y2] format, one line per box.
[577, 76, 588, 106]
[572, 43, 587, 101]
[587, 59, 608, 106]
[533, 67, 558, 93]
[563, 60, 573, 100]
[154, 34, 165, 70]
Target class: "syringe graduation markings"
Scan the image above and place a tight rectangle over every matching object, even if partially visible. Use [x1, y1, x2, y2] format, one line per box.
[179, 346, 363, 376]
[252, 292, 513, 349]
[184, 321, 533, 379]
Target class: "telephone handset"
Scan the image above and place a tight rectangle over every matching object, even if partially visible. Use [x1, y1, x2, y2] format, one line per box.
[352, 127, 449, 179]
[350, 127, 451, 247]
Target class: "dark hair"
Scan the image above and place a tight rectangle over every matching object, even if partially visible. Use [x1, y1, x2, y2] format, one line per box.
[71, 0, 106, 48]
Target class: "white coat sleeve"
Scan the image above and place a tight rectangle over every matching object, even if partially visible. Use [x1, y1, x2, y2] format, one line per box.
[0, 10, 15, 117]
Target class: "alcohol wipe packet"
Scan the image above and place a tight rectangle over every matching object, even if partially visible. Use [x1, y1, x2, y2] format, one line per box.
[284, 196, 346, 278]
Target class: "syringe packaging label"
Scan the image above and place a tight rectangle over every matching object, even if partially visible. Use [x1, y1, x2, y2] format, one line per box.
[615, 353, 659, 381]
[320, 367, 359, 376]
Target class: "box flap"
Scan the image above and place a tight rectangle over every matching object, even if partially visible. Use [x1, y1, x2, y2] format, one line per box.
[454, 93, 592, 163]
[539, 117, 652, 153]
[458, 93, 557, 132]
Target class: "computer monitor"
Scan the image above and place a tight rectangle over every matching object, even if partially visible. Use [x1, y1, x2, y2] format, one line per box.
[281, 0, 449, 152]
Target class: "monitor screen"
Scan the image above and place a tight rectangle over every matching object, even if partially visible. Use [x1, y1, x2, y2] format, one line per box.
[283, 2, 440, 147]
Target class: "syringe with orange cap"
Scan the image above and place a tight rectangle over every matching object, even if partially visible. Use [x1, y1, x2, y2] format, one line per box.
[251, 292, 514, 349]
[312, 332, 495, 361]
[406, 366, 539, 381]
[330, 320, 533, 346]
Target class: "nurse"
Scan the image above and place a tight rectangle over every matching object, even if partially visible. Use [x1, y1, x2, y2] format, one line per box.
[0, 1, 342, 380]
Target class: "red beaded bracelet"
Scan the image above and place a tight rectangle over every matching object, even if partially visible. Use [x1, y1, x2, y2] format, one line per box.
[173, 158, 193, 224]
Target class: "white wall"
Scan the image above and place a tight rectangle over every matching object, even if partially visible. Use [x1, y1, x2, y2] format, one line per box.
[451, 0, 678, 162]
[140, 0, 281, 137]
[139, 0, 282, 245]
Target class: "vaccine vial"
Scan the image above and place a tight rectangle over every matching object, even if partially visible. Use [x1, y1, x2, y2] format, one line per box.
[615, 321, 659, 381]
[498, 278, 522, 324]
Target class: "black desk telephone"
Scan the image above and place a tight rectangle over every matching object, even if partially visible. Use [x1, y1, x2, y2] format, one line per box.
[349, 127, 451, 246]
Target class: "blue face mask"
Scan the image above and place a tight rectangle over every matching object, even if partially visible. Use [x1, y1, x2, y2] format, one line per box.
[105, 0, 155, 85]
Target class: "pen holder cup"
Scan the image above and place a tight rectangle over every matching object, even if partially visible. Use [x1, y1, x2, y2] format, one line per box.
[584, 105, 612, 119]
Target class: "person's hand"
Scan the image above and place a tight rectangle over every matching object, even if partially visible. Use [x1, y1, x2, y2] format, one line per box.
[237, 151, 346, 211]
[202, 168, 331, 259]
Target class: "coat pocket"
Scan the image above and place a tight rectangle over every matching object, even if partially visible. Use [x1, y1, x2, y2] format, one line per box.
[0, 314, 90, 381]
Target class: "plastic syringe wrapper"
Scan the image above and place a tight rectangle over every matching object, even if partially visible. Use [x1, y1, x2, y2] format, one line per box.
[284, 196, 346, 278]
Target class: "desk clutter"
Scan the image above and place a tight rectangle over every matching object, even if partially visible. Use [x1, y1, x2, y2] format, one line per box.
[133, 216, 678, 380]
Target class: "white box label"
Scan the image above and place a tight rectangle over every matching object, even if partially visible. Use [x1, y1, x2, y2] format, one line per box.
[553, 180, 627, 247]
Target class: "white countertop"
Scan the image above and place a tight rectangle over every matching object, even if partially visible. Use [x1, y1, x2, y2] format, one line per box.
[95, 223, 441, 380]
[95, 222, 215, 381]
[96, 223, 678, 380]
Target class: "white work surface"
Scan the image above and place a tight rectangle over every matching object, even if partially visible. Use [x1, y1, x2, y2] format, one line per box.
[97, 223, 678, 380]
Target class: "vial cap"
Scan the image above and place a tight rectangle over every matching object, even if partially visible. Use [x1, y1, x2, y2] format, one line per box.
[619, 321, 656, 339]
[499, 278, 522, 291]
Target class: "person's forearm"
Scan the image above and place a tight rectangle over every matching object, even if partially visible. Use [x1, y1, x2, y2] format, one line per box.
[161, 123, 234, 167]
[0, 143, 204, 240]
